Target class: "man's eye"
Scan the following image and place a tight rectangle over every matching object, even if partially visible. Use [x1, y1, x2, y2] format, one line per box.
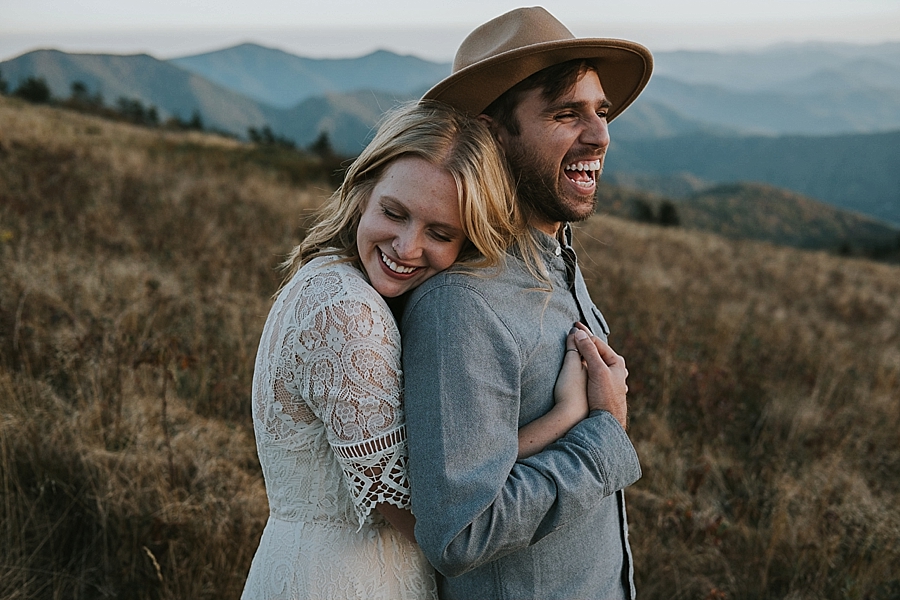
[382, 208, 403, 220]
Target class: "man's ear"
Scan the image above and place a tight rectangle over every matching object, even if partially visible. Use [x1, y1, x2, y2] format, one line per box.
[478, 114, 508, 150]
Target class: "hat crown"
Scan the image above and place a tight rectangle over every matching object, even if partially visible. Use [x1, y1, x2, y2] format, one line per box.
[427, 6, 652, 119]
[453, 7, 576, 73]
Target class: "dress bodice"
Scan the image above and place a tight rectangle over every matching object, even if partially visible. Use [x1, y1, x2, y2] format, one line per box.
[251, 256, 410, 529]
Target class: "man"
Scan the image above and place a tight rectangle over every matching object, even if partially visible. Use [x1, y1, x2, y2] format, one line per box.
[401, 7, 653, 599]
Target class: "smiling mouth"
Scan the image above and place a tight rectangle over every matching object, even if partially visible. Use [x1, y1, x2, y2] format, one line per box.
[380, 250, 419, 275]
[564, 159, 602, 188]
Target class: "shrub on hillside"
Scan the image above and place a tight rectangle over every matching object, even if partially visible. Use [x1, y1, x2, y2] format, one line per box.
[116, 96, 160, 126]
[248, 124, 295, 149]
[13, 75, 51, 103]
[67, 80, 104, 109]
[658, 200, 680, 226]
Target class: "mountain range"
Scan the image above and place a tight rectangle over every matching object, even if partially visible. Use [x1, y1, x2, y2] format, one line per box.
[650, 43, 900, 93]
[2, 41, 899, 225]
[609, 130, 900, 226]
[169, 44, 447, 108]
[595, 180, 900, 260]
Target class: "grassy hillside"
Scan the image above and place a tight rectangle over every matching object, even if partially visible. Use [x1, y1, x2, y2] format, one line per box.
[677, 183, 900, 257]
[576, 222, 900, 598]
[0, 96, 327, 597]
[597, 180, 900, 262]
[2, 97, 899, 599]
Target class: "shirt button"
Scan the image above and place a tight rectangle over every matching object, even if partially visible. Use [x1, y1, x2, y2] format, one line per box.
[554, 246, 562, 256]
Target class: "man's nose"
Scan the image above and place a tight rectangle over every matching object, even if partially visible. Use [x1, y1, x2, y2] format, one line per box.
[581, 114, 610, 149]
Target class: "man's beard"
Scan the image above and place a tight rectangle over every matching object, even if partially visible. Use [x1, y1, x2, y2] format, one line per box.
[504, 140, 598, 224]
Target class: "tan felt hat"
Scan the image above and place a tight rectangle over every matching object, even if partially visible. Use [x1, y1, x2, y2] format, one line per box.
[423, 6, 653, 121]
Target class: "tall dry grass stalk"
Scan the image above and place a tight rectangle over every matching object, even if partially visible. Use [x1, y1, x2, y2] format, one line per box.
[2, 96, 899, 598]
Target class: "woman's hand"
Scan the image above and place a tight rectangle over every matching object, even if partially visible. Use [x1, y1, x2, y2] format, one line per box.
[552, 328, 590, 422]
[518, 329, 592, 459]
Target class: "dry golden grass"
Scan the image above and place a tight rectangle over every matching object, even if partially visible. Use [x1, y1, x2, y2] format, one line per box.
[574, 221, 900, 598]
[1, 96, 328, 598]
[2, 96, 899, 599]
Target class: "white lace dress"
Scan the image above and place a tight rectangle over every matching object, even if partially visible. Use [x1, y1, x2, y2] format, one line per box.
[241, 256, 438, 600]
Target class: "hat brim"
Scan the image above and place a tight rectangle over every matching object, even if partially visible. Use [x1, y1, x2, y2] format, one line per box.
[423, 38, 653, 122]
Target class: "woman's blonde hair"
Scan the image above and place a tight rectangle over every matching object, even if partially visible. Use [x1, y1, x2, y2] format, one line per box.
[284, 101, 530, 277]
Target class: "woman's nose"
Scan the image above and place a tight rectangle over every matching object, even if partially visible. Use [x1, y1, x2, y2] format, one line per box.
[393, 232, 423, 260]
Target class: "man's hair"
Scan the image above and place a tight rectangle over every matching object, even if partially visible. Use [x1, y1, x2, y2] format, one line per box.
[483, 59, 600, 135]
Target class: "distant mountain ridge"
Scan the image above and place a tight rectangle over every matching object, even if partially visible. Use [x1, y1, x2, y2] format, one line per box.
[611, 130, 900, 225]
[675, 183, 900, 256]
[638, 42, 900, 136]
[595, 180, 900, 260]
[0, 48, 419, 153]
[2, 42, 899, 224]
[639, 74, 900, 136]
[169, 44, 450, 108]
[0, 49, 276, 135]
[7, 41, 900, 141]
[267, 89, 407, 154]
[652, 42, 900, 92]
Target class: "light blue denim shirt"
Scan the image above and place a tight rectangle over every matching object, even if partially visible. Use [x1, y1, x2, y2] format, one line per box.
[401, 226, 641, 600]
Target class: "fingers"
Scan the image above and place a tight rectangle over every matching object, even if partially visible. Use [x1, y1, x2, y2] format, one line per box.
[572, 323, 625, 370]
[571, 323, 629, 429]
[573, 329, 608, 375]
[565, 328, 579, 352]
[562, 331, 587, 368]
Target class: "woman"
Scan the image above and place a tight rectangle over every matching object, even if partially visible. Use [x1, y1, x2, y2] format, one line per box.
[241, 102, 597, 599]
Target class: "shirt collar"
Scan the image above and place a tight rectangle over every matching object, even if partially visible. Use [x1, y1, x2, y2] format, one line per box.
[529, 223, 573, 256]
[506, 225, 573, 277]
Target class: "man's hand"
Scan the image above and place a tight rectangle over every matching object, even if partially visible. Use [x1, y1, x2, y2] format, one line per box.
[572, 322, 629, 430]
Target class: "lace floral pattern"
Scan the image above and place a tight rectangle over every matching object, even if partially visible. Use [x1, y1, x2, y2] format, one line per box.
[242, 257, 437, 600]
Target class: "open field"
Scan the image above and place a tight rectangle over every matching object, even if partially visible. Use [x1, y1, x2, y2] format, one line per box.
[2, 97, 899, 599]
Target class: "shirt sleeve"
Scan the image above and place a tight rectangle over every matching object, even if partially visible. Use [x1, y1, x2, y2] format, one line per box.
[290, 268, 411, 528]
[402, 281, 641, 577]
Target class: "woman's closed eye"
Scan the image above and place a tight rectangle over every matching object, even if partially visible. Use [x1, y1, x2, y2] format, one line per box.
[381, 206, 405, 221]
[428, 229, 456, 243]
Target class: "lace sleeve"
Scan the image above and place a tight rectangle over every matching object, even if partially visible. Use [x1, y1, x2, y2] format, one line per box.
[294, 266, 411, 527]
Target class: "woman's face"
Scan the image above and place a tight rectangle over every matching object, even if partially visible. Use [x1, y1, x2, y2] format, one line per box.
[356, 156, 467, 298]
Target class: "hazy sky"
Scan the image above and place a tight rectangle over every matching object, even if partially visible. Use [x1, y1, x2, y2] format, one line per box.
[2, 0, 900, 62]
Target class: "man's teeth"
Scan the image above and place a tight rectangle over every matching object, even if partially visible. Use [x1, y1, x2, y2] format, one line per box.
[564, 159, 602, 173]
[381, 251, 417, 274]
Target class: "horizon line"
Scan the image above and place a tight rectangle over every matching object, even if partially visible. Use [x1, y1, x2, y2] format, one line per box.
[3, 18, 900, 64]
